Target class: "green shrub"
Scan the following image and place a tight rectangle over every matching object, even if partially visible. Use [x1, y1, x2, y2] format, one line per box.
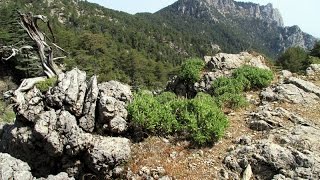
[128, 92, 179, 134]
[216, 93, 248, 109]
[308, 56, 320, 64]
[212, 77, 244, 96]
[277, 47, 309, 73]
[0, 100, 15, 123]
[211, 66, 272, 109]
[128, 91, 228, 145]
[179, 58, 205, 83]
[232, 66, 273, 89]
[36, 77, 58, 92]
[188, 93, 228, 143]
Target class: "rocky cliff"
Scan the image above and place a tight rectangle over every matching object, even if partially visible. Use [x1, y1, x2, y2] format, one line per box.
[158, 0, 317, 56]
[0, 69, 133, 179]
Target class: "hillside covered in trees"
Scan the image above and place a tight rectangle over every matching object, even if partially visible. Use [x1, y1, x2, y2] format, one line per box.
[0, 0, 317, 89]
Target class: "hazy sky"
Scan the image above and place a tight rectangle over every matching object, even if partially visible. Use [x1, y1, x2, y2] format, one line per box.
[88, 0, 319, 38]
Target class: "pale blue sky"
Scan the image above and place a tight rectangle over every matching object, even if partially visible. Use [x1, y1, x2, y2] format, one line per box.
[88, 0, 319, 38]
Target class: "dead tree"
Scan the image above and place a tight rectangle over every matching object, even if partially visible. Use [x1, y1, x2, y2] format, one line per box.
[2, 11, 66, 104]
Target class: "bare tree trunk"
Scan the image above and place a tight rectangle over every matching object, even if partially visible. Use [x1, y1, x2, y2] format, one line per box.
[2, 12, 67, 104]
[18, 11, 63, 78]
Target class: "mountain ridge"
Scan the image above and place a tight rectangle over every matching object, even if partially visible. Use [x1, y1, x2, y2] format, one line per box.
[157, 0, 316, 54]
[0, 0, 317, 89]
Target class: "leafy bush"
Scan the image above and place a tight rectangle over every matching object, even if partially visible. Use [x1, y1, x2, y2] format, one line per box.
[310, 41, 320, 58]
[128, 91, 179, 134]
[179, 58, 205, 83]
[128, 91, 228, 145]
[211, 66, 273, 108]
[277, 47, 309, 73]
[0, 100, 15, 123]
[216, 93, 248, 109]
[308, 56, 320, 64]
[232, 66, 273, 89]
[212, 77, 245, 96]
[36, 77, 58, 92]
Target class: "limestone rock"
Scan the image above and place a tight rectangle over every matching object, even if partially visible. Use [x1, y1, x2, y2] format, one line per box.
[85, 136, 131, 178]
[0, 69, 133, 178]
[204, 52, 270, 71]
[46, 68, 87, 117]
[260, 83, 320, 104]
[0, 153, 33, 180]
[288, 77, 320, 97]
[98, 80, 132, 102]
[306, 64, 320, 76]
[79, 76, 99, 132]
[14, 87, 44, 123]
[97, 81, 132, 134]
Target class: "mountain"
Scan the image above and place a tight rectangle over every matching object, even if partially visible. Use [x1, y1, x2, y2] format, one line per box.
[0, 0, 317, 89]
[156, 0, 317, 57]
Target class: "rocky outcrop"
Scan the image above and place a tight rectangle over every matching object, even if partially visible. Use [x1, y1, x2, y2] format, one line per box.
[97, 81, 132, 134]
[306, 64, 320, 76]
[261, 75, 320, 104]
[0, 68, 132, 179]
[221, 106, 320, 179]
[0, 153, 73, 180]
[167, 52, 271, 96]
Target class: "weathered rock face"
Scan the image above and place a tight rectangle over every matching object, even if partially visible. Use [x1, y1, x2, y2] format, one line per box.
[221, 105, 320, 179]
[0, 153, 33, 180]
[0, 68, 132, 179]
[167, 52, 271, 96]
[306, 64, 320, 76]
[260, 75, 320, 104]
[163, 0, 317, 57]
[0, 153, 74, 180]
[97, 81, 132, 134]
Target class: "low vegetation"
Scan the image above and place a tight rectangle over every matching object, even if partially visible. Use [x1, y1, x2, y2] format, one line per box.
[35, 77, 58, 92]
[178, 58, 205, 83]
[212, 66, 273, 108]
[0, 100, 15, 123]
[128, 92, 228, 145]
[277, 42, 320, 73]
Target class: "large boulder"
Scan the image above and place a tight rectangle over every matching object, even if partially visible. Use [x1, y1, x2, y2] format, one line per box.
[306, 64, 320, 76]
[97, 81, 132, 134]
[204, 52, 270, 71]
[221, 128, 320, 179]
[46, 68, 87, 117]
[0, 153, 33, 180]
[260, 77, 320, 104]
[0, 69, 132, 179]
[79, 76, 99, 132]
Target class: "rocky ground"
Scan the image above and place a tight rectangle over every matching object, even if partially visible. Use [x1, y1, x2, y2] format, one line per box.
[1, 52, 320, 180]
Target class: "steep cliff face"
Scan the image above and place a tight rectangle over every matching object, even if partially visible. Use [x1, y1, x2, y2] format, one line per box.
[159, 0, 316, 56]
[174, 0, 283, 26]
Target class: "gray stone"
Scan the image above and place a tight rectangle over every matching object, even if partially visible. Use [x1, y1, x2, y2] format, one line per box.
[37, 172, 75, 180]
[15, 87, 44, 123]
[79, 76, 99, 132]
[109, 116, 128, 134]
[0, 153, 33, 180]
[250, 120, 272, 131]
[241, 164, 252, 180]
[46, 68, 87, 117]
[98, 80, 132, 102]
[97, 81, 132, 133]
[267, 84, 319, 104]
[306, 64, 320, 76]
[288, 77, 320, 97]
[85, 136, 131, 178]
